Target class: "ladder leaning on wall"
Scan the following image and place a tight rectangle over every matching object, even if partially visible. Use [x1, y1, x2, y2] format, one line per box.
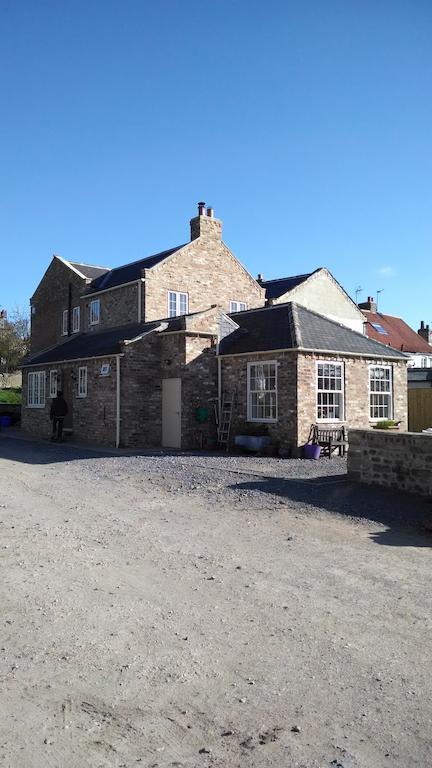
[217, 393, 235, 451]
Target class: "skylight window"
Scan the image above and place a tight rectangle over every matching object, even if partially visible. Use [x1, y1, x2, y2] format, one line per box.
[371, 323, 389, 335]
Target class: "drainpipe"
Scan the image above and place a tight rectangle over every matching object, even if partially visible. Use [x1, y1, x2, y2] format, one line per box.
[217, 350, 222, 425]
[116, 354, 121, 448]
[137, 280, 142, 323]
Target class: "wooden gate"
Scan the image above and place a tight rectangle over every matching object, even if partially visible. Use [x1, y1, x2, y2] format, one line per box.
[408, 389, 432, 432]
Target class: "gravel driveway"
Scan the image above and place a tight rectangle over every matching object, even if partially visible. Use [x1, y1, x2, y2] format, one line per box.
[0, 434, 431, 768]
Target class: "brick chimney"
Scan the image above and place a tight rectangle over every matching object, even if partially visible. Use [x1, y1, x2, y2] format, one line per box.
[418, 320, 432, 345]
[190, 201, 222, 242]
[358, 296, 377, 312]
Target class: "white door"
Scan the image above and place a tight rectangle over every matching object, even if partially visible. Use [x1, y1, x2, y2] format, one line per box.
[162, 378, 182, 448]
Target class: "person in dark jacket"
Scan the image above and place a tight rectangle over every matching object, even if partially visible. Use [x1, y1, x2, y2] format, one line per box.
[50, 391, 68, 441]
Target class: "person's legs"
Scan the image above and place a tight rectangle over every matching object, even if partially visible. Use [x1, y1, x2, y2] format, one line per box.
[51, 418, 58, 440]
[57, 418, 64, 441]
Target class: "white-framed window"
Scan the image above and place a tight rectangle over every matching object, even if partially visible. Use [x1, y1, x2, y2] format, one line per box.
[62, 309, 68, 335]
[168, 291, 188, 318]
[247, 361, 278, 422]
[72, 306, 80, 333]
[78, 366, 87, 398]
[317, 361, 344, 421]
[369, 365, 392, 420]
[49, 370, 57, 398]
[27, 371, 46, 408]
[230, 301, 247, 313]
[90, 299, 100, 325]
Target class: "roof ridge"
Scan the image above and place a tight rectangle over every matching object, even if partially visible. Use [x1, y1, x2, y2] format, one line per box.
[98, 244, 186, 275]
[289, 303, 302, 347]
[261, 272, 312, 285]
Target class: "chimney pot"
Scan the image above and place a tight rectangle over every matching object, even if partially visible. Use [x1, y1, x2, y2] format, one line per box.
[257, 273, 264, 282]
[207, 206, 214, 218]
[198, 201, 206, 216]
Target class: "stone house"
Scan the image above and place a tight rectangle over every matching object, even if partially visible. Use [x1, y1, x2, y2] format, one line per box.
[219, 303, 408, 451]
[22, 203, 409, 452]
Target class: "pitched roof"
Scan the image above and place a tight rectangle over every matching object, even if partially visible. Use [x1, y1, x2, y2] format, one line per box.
[362, 310, 432, 354]
[85, 245, 186, 294]
[219, 303, 408, 359]
[69, 262, 110, 280]
[260, 273, 312, 300]
[23, 322, 163, 366]
[22, 307, 217, 366]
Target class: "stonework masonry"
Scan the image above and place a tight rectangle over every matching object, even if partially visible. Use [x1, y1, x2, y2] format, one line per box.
[347, 429, 432, 498]
[143, 232, 265, 322]
[220, 352, 408, 454]
[296, 354, 408, 447]
[84, 283, 140, 332]
[30, 258, 87, 354]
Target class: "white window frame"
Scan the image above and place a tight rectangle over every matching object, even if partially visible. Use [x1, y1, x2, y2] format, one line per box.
[89, 299, 100, 325]
[27, 371, 46, 408]
[72, 306, 80, 333]
[230, 300, 247, 313]
[247, 361, 278, 423]
[316, 361, 344, 422]
[167, 291, 188, 318]
[62, 309, 68, 335]
[49, 370, 57, 399]
[77, 366, 87, 398]
[369, 365, 393, 421]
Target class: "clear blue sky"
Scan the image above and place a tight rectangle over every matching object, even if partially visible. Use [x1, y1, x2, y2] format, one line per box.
[1, 0, 431, 329]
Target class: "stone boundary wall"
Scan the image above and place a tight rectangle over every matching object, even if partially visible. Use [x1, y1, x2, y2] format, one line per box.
[347, 429, 432, 498]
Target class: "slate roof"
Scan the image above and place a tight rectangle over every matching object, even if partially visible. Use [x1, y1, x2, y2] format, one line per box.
[22, 322, 163, 366]
[362, 310, 432, 354]
[69, 262, 110, 280]
[85, 245, 186, 294]
[219, 303, 408, 359]
[259, 273, 312, 300]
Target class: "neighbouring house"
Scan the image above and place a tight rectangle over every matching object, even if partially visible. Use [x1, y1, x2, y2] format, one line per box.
[21, 204, 409, 452]
[359, 297, 432, 368]
[258, 268, 366, 333]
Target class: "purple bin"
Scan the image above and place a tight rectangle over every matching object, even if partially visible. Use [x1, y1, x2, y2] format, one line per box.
[304, 443, 321, 460]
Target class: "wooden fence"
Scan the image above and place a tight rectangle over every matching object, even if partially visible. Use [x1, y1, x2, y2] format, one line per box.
[408, 389, 432, 432]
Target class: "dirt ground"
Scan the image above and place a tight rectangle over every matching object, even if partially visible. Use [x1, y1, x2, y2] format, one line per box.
[0, 435, 431, 768]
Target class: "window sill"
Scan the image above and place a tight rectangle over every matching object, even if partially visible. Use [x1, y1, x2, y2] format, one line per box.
[27, 404, 46, 409]
[247, 418, 278, 424]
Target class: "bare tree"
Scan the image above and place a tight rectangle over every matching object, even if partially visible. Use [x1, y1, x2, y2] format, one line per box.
[0, 306, 30, 387]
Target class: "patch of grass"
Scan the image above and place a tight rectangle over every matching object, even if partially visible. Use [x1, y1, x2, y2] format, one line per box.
[0, 388, 22, 404]
[374, 419, 398, 429]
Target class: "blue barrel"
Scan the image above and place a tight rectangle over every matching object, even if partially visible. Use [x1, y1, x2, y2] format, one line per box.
[0, 416, 12, 428]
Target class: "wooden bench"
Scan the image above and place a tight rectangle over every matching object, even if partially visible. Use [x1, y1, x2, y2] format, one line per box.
[309, 424, 349, 459]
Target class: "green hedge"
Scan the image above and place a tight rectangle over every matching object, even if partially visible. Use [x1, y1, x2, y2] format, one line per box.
[0, 388, 22, 404]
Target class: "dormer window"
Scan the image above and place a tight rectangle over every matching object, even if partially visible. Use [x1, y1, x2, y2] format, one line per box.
[90, 299, 100, 325]
[230, 301, 247, 313]
[168, 291, 188, 318]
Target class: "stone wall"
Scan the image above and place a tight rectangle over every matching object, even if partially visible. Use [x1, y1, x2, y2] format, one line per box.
[84, 283, 140, 332]
[297, 354, 408, 447]
[220, 351, 298, 452]
[347, 429, 432, 497]
[21, 357, 118, 446]
[220, 351, 408, 454]
[30, 258, 86, 354]
[144, 234, 265, 321]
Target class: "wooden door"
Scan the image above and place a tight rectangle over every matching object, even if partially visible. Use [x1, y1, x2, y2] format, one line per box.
[162, 378, 181, 448]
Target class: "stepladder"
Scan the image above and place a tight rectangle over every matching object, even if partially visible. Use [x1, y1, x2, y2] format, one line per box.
[217, 393, 234, 451]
